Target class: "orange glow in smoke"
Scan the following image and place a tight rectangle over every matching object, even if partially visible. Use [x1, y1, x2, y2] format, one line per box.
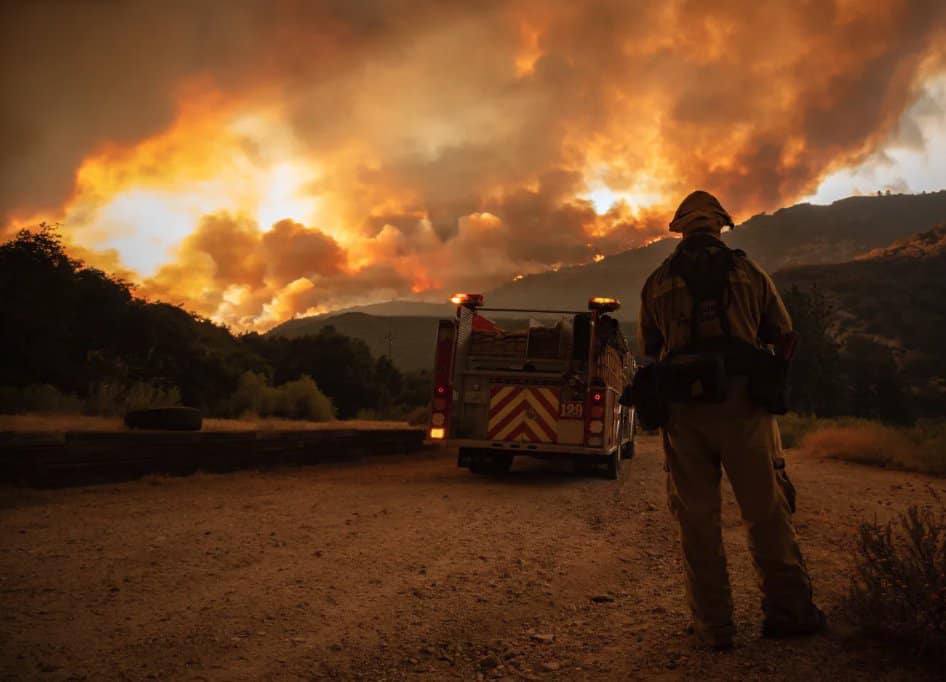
[4, 2, 943, 330]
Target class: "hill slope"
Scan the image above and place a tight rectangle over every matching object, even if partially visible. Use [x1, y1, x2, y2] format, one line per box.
[774, 225, 946, 354]
[775, 225, 946, 409]
[269, 191, 946, 374]
[488, 191, 946, 317]
[270, 313, 443, 373]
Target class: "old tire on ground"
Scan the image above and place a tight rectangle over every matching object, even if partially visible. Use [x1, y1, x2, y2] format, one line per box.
[124, 407, 202, 431]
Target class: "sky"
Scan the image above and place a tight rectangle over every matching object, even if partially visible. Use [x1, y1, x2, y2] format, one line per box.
[2, 0, 945, 329]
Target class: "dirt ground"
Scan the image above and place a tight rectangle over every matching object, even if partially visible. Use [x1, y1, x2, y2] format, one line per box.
[1, 434, 943, 681]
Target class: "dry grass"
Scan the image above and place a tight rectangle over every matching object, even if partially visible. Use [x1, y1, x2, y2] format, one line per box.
[0, 414, 413, 433]
[0, 414, 124, 432]
[202, 418, 412, 431]
[797, 418, 946, 476]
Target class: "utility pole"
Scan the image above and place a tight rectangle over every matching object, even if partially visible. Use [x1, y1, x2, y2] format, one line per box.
[384, 328, 394, 361]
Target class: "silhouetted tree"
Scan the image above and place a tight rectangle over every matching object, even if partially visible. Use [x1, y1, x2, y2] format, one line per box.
[842, 335, 913, 425]
[782, 285, 844, 416]
[0, 225, 133, 394]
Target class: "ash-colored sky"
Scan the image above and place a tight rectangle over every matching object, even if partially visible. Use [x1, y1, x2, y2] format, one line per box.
[2, 1, 945, 329]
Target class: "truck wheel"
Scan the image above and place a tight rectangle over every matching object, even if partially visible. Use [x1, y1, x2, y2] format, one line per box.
[605, 448, 621, 480]
[621, 409, 636, 460]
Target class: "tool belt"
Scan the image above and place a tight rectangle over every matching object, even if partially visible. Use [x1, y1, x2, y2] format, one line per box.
[621, 342, 790, 429]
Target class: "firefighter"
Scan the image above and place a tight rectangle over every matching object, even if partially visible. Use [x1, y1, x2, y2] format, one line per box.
[637, 190, 825, 649]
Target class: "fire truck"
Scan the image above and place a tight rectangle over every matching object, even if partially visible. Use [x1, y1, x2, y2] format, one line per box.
[426, 293, 637, 479]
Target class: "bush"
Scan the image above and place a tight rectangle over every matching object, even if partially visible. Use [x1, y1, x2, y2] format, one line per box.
[846, 502, 946, 665]
[124, 382, 182, 412]
[279, 376, 335, 421]
[229, 371, 334, 421]
[85, 381, 182, 416]
[405, 405, 429, 426]
[4, 384, 84, 414]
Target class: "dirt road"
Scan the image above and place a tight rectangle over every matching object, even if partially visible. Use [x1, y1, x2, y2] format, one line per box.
[1, 435, 943, 681]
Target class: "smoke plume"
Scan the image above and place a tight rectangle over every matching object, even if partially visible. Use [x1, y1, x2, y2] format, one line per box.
[2, 0, 945, 327]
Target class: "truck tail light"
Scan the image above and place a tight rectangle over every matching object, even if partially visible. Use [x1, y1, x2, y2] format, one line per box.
[585, 386, 606, 447]
[430, 320, 456, 442]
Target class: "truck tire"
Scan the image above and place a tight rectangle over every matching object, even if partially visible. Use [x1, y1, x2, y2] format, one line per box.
[124, 407, 202, 431]
[605, 448, 621, 480]
[621, 409, 636, 460]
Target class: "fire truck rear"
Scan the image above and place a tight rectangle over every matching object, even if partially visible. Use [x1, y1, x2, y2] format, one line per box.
[426, 294, 636, 479]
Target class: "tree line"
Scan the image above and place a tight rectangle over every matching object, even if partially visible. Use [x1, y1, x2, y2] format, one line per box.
[0, 226, 925, 425]
[782, 286, 916, 425]
[0, 227, 430, 421]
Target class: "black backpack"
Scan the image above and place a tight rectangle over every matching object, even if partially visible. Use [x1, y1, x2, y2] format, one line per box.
[668, 233, 743, 346]
[667, 234, 790, 413]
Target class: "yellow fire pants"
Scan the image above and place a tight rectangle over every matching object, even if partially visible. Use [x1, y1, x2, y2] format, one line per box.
[662, 380, 813, 640]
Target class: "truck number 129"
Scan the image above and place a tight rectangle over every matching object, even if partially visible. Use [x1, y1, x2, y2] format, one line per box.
[560, 402, 584, 419]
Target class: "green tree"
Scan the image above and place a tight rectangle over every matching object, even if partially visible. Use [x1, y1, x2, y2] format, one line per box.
[781, 286, 844, 416]
[842, 335, 913, 425]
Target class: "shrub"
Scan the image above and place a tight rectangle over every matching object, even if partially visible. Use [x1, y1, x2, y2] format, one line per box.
[279, 376, 335, 421]
[229, 371, 334, 421]
[19, 384, 82, 414]
[846, 502, 946, 665]
[405, 405, 429, 426]
[85, 381, 182, 416]
[124, 382, 182, 412]
[230, 371, 276, 417]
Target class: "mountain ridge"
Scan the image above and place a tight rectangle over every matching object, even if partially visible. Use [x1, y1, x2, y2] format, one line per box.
[268, 191, 946, 372]
[486, 191, 946, 317]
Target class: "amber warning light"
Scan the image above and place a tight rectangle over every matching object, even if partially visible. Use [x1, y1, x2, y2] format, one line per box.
[429, 427, 446, 440]
[450, 293, 485, 308]
[588, 296, 620, 312]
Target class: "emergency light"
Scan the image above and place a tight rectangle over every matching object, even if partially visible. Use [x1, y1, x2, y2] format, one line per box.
[450, 293, 485, 308]
[588, 297, 620, 312]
